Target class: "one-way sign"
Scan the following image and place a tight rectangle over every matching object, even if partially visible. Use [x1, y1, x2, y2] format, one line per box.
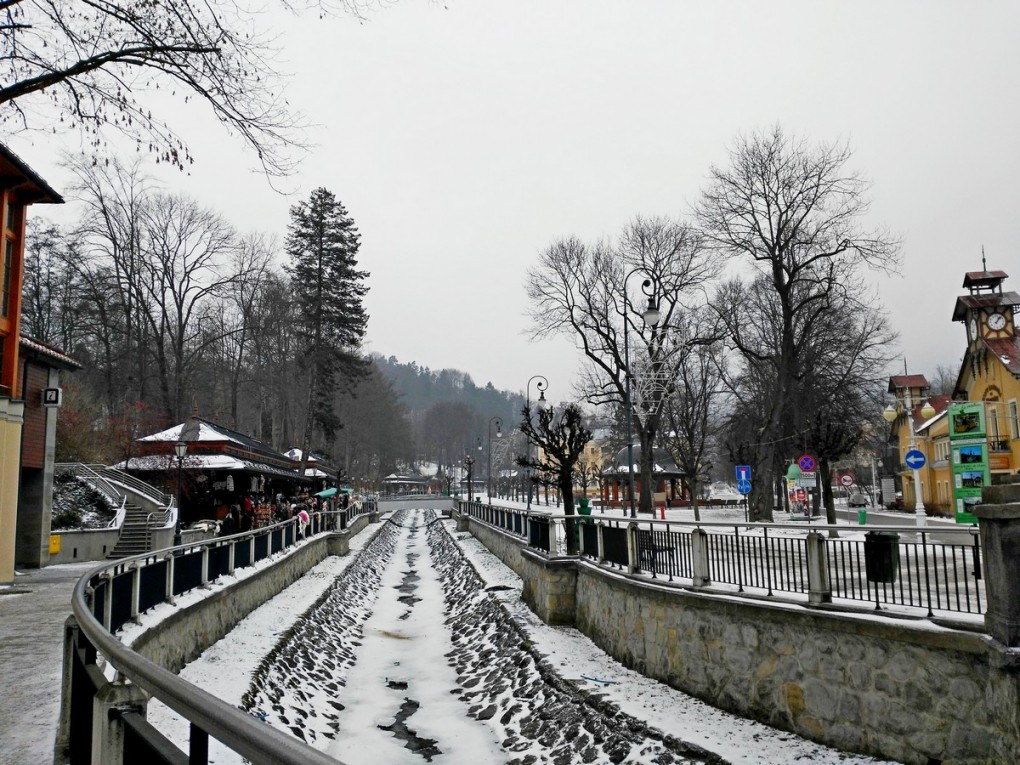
[904, 449, 926, 470]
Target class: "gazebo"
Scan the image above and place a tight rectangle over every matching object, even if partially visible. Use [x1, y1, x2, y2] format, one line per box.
[600, 444, 688, 509]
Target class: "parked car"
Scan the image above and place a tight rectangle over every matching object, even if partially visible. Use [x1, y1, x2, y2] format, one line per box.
[886, 492, 904, 511]
[848, 493, 869, 508]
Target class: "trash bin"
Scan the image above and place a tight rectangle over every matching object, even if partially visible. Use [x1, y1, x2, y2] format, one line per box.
[858, 508, 867, 525]
[864, 531, 899, 583]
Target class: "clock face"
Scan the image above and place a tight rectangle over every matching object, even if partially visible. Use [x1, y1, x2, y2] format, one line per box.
[987, 312, 1007, 331]
[969, 318, 977, 339]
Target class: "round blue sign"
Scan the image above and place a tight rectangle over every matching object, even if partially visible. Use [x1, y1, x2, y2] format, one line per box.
[797, 454, 816, 472]
[904, 449, 927, 470]
[736, 479, 752, 495]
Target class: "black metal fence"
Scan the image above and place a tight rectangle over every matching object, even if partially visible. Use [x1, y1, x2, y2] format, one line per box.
[63, 510, 359, 765]
[459, 501, 986, 619]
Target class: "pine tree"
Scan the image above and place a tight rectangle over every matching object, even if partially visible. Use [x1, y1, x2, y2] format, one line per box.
[285, 188, 369, 474]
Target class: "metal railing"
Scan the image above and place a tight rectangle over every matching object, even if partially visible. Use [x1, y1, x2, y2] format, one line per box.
[458, 501, 986, 618]
[56, 462, 128, 511]
[62, 509, 363, 765]
[100, 465, 173, 508]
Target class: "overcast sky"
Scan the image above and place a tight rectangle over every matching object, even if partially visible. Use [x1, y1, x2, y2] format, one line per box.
[11, 0, 1020, 401]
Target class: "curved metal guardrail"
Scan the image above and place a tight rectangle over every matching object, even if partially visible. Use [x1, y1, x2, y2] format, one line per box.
[60, 508, 369, 765]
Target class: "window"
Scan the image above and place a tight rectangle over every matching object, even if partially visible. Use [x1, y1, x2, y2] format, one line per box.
[1010, 400, 1020, 440]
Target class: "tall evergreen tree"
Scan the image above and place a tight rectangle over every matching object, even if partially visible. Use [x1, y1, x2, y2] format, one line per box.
[285, 188, 369, 473]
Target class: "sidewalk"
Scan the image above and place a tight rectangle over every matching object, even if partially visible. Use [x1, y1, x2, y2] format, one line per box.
[0, 561, 98, 765]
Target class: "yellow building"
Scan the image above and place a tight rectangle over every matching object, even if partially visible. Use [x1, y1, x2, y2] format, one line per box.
[951, 267, 1020, 480]
[885, 266, 1020, 523]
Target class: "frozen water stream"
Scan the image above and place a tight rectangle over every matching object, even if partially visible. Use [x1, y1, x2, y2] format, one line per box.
[323, 512, 506, 762]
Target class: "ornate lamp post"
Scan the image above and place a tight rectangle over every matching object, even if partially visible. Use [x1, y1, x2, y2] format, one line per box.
[174, 440, 188, 546]
[622, 270, 661, 518]
[525, 375, 548, 510]
[464, 453, 476, 505]
[883, 396, 936, 526]
[487, 417, 503, 504]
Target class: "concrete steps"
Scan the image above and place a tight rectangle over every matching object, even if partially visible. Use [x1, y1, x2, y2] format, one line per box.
[107, 504, 162, 559]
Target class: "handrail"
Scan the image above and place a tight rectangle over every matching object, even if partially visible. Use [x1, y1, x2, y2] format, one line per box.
[68, 513, 353, 765]
[56, 462, 127, 510]
[100, 465, 172, 507]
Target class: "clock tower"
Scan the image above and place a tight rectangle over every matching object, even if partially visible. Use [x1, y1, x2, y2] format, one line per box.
[951, 267, 1019, 350]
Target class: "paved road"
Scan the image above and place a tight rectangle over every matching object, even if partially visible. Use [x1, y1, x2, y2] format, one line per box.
[0, 561, 97, 765]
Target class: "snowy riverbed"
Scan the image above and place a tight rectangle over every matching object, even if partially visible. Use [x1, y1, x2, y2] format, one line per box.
[144, 509, 896, 764]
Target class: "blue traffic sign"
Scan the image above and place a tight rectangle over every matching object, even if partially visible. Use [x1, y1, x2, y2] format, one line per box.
[736, 479, 752, 495]
[735, 465, 752, 482]
[797, 454, 817, 472]
[904, 449, 927, 470]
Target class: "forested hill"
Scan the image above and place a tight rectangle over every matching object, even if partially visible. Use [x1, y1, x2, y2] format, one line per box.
[371, 354, 524, 425]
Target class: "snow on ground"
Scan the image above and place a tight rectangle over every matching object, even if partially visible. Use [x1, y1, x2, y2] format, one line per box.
[143, 508, 898, 764]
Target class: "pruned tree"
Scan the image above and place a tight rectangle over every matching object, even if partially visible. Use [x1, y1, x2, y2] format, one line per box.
[516, 403, 593, 554]
[0, 0, 367, 175]
[526, 215, 720, 514]
[697, 127, 900, 521]
[286, 187, 369, 475]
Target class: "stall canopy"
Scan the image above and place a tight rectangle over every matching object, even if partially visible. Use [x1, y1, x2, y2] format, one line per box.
[315, 487, 338, 498]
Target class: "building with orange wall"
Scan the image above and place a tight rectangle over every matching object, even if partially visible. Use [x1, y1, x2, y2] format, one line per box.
[0, 145, 63, 584]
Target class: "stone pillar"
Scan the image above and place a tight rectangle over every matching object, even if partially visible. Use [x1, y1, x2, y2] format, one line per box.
[90, 681, 149, 765]
[690, 528, 710, 587]
[973, 481, 1020, 647]
[805, 531, 832, 605]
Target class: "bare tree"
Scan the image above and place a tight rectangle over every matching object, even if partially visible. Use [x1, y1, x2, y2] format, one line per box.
[0, 1, 367, 175]
[526, 216, 720, 514]
[661, 323, 726, 522]
[697, 127, 900, 521]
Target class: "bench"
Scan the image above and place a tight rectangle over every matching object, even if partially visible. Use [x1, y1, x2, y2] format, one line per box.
[636, 530, 676, 569]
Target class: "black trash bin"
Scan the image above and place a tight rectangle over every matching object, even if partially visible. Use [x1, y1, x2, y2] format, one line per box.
[864, 531, 900, 583]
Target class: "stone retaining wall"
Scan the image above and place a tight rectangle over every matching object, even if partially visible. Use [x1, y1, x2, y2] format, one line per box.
[130, 515, 372, 673]
[457, 511, 1020, 765]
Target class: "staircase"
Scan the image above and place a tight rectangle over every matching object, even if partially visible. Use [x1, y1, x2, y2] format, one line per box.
[107, 504, 160, 559]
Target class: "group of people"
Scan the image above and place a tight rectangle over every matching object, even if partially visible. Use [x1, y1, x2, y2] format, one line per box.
[218, 492, 350, 538]
[218, 494, 313, 537]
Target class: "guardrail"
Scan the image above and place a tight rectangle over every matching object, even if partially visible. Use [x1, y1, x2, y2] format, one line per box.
[458, 501, 985, 618]
[56, 462, 128, 512]
[100, 465, 173, 508]
[60, 508, 366, 765]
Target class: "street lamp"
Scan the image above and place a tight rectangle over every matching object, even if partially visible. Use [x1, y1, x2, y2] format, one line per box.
[488, 417, 503, 504]
[174, 440, 188, 546]
[883, 397, 936, 526]
[622, 270, 661, 518]
[525, 375, 548, 510]
[464, 453, 476, 505]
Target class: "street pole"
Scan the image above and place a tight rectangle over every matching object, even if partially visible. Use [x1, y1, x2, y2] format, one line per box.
[173, 440, 187, 547]
[488, 417, 502, 504]
[621, 270, 661, 519]
[525, 376, 547, 511]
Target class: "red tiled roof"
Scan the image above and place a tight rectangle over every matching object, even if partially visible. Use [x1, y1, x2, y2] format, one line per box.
[19, 336, 82, 370]
[888, 374, 928, 393]
[984, 337, 1020, 378]
[952, 291, 1020, 321]
[962, 270, 1008, 287]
